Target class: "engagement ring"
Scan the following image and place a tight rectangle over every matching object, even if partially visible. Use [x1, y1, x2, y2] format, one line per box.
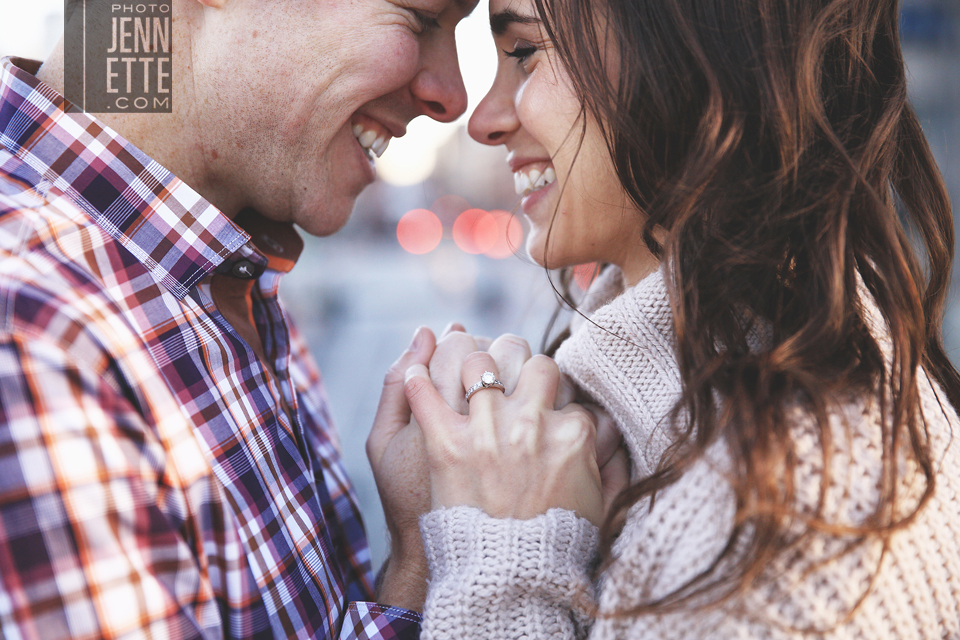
[465, 371, 506, 401]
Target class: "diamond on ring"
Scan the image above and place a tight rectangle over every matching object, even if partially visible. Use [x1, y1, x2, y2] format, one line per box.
[465, 371, 506, 401]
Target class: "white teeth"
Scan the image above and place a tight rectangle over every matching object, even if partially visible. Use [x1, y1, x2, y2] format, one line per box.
[353, 124, 392, 159]
[514, 172, 531, 195]
[358, 129, 378, 149]
[514, 165, 556, 196]
[371, 136, 390, 158]
[528, 169, 542, 189]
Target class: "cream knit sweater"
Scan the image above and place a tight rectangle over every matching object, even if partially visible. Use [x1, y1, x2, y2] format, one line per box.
[419, 266, 960, 639]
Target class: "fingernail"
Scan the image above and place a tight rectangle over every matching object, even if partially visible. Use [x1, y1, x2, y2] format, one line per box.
[441, 322, 465, 338]
[409, 327, 424, 351]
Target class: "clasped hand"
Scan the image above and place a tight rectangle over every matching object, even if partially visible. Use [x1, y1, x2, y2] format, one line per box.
[366, 325, 629, 609]
[405, 333, 605, 524]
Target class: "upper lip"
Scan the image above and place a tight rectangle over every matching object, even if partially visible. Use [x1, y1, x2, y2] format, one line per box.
[356, 113, 406, 140]
[507, 152, 552, 173]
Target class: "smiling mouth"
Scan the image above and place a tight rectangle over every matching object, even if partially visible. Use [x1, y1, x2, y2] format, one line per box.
[514, 163, 557, 196]
[351, 116, 392, 161]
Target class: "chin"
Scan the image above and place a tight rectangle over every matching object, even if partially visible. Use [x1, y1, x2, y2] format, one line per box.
[525, 238, 547, 268]
[528, 243, 585, 273]
[294, 196, 357, 238]
[527, 243, 573, 272]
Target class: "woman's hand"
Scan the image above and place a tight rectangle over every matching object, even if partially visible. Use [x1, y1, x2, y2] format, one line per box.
[405, 349, 605, 526]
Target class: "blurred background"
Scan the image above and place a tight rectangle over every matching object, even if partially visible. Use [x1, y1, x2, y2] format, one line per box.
[2, 0, 958, 572]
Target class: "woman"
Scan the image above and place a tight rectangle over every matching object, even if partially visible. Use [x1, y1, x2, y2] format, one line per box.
[401, 0, 960, 636]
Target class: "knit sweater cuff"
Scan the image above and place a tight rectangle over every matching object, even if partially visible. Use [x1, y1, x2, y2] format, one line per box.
[419, 506, 599, 640]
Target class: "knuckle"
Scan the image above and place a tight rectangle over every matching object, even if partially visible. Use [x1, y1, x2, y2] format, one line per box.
[511, 412, 541, 436]
[437, 330, 477, 352]
[558, 413, 596, 446]
[493, 333, 531, 353]
[503, 411, 544, 450]
[528, 353, 560, 375]
[403, 375, 429, 402]
[463, 350, 494, 370]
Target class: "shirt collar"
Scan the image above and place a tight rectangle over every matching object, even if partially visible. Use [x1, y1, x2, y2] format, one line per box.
[0, 56, 284, 299]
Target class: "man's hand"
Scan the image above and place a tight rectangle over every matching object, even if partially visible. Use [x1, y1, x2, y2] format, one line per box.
[366, 323, 491, 610]
[366, 326, 437, 611]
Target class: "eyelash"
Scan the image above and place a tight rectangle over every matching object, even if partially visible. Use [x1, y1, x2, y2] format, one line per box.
[504, 45, 538, 65]
[411, 10, 441, 32]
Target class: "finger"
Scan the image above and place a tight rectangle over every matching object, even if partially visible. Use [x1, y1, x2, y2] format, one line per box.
[431, 331, 479, 413]
[601, 445, 631, 517]
[369, 327, 437, 460]
[440, 322, 466, 338]
[461, 351, 506, 410]
[582, 402, 623, 468]
[512, 354, 562, 409]
[554, 373, 578, 409]
[557, 402, 599, 445]
[487, 334, 532, 395]
[405, 363, 464, 447]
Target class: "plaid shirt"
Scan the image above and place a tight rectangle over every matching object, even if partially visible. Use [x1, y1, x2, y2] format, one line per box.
[0, 57, 420, 640]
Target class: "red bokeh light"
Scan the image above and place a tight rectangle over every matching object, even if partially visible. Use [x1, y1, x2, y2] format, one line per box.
[397, 209, 443, 255]
[484, 210, 524, 259]
[452, 209, 499, 254]
[573, 262, 601, 290]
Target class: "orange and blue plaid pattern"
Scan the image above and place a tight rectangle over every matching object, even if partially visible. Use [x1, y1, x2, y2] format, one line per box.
[0, 57, 420, 640]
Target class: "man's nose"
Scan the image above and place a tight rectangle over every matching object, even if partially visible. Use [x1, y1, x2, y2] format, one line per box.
[411, 42, 468, 122]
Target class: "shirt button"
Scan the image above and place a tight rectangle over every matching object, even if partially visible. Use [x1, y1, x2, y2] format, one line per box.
[232, 260, 256, 279]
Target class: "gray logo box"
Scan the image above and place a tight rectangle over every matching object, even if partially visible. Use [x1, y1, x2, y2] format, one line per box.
[64, 1, 172, 113]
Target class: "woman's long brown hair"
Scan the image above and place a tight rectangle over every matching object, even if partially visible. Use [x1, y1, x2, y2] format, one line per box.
[537, 0, 960, 618]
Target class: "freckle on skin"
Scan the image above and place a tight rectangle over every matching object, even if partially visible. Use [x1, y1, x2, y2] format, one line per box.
[211, 150, 219, 160]
[252, 30, 258, 38]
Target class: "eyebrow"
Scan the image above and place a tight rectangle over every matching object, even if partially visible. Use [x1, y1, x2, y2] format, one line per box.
[490, 9, 541, 36]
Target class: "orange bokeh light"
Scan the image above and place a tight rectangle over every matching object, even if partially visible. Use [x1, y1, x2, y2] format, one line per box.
[397, 209, 443, 255]
[452, 209, 499, 254]
[483, 210, 524, 259]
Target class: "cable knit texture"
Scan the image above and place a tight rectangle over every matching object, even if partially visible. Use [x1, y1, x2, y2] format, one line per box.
[420, 266, 960, 639]
[419, 507, 599, 640]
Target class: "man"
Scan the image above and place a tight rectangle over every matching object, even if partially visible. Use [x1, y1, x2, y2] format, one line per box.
[0, 0, 475, 636]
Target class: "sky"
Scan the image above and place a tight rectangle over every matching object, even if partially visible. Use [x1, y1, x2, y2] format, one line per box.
[0, 0, 498, 186]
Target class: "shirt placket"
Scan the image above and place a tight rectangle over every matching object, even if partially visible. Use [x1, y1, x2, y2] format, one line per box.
[252, 269, 315, 478]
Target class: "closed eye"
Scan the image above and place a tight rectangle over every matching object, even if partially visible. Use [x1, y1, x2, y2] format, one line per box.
[412, 10, 441, 32]
[504, 45, 537, 63]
